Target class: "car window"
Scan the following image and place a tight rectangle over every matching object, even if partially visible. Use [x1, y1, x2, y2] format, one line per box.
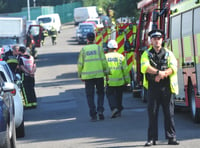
[3, 64, 14, 82]
[0, 71, 7, 82]
[0, 38, 18, 46]
[80, 27, 94, 33]
[38, 17, 52, 23]
[30, 26, 40, 36]
[80, 25, 93, 29]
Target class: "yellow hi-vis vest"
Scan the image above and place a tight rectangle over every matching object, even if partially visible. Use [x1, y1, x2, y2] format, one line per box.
[141, 48, 179, 95]
[105, 52, 130, 86]
[77, 44, 109, 80]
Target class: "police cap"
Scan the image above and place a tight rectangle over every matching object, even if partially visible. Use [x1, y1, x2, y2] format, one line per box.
[87, 32, 95, 41]
[148, 29, 164, 38]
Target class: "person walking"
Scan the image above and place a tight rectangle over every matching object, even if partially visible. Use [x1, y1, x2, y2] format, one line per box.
[40, 24, 48, 46]
[50, 26, 57, 45]
[141, 29, 179, 146]
[105, 40, 130, 118]
[77, 32, 109, 121]
[18, 46, 37, 108]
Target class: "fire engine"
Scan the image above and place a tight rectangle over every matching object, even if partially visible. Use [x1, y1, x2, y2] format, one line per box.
[133, 0, 200, 123]
[95, 19, 137, 91]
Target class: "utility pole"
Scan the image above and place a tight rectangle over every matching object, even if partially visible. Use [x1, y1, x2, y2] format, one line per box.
[33, 0, 36, 7]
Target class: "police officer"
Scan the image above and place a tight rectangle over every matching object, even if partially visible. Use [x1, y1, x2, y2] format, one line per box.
[141, 29, 179, 146]
[77, 32, 109, 121]
[18, 46, 37, 108]
[105, 40, 130, 118]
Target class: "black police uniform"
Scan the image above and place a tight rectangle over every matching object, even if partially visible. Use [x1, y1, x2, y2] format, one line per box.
[146, 47, 176, 142]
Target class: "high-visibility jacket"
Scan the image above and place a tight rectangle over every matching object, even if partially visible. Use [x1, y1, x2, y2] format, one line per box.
[50, 28, 57, 37]
[141, 47, 179, 95]
[20, 55, 35, 76]
[42, 30, 48, 37]
[105, 52, 130, 86]
[77, 44, 109, 80]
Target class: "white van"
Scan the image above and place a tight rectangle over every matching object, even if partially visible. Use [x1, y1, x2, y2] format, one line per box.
[74, 6, 98, 25]
[36, 13, 61, 33]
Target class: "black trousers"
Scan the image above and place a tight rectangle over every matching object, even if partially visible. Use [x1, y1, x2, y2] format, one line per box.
[106, 85, 124, 112]
[147, 84, 176, 141]
[85, 78, 105, 117]
[23, 75, 37, 104]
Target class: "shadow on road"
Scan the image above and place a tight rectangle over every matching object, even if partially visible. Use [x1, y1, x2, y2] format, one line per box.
[35, 52, 79, 68]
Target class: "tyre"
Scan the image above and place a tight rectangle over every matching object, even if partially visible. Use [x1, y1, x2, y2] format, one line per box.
[10, 124, 16, 148]
[3, 125, 11, 148]
[16, 117, 25, 138]
[141, 87, 148, 103]
[130, 69, 134, 91]
[188, 81, 200, 123]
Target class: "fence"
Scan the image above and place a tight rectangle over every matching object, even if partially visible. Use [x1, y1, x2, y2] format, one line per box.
[0, 2, 82, 24]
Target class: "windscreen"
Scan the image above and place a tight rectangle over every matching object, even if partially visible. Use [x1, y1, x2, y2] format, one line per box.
[30, 26, 40, 36]
[0, 38, 18, 47]
[80, 25, 94, 33]
[38, 17, 52, 24]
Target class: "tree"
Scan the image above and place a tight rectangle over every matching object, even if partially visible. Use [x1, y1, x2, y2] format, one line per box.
[0, 0, 7, 13]
[80, 0, 140, 19]
[114, 0, 140, 19]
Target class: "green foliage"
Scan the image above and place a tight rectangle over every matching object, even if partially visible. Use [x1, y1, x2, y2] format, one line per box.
[0, 0, 7, 13]
[0, 0, 140, 20]
[113, 0, 140, 19]
[81, 0, 139, 19]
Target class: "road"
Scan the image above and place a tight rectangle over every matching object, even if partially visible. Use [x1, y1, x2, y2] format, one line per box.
[16, 25, 200, 148]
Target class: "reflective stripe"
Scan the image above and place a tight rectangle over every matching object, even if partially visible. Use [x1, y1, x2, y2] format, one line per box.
[110, 67, 122, 70]
[109, 77, 124, 81]
[81, 70, 104, 75]
[85, 58, 102, 62]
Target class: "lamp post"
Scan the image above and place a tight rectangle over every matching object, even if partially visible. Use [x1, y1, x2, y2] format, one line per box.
[33, 0, 36, 7]
[27, 0, 31, 20]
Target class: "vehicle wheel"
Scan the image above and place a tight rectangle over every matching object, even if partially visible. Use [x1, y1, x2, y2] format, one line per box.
[10, 123, 17, 148]
[3, 125, 11, 148]
[130, 69, 134, 91]
[188, 82, 200, 123]
[141, 87, 148, 103]
[16, 117, 25, 138]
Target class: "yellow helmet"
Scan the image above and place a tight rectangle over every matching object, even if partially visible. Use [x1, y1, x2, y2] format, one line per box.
[98, 7, 103, 14]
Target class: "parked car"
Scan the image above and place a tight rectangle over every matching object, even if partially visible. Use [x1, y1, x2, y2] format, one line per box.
[76, 23, 96, 44]
[0, 78, 17, 148]
[0, 61, 25, 138]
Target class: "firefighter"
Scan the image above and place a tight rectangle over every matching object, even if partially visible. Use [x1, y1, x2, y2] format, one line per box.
[18, 46, 37, 108]
[4, 45, 20, 74]
[26, 30, 37, 58]
[41, 27, 48, 46]
[141, 29, 179, 146]
[105, 40, 130, 118]
[77, 32, 110, 121]
[50, 26, 57, 45]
